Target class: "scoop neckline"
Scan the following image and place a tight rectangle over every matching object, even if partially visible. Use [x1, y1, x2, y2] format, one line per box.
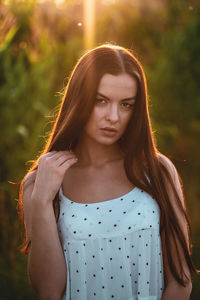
[59, 185, 138, 205]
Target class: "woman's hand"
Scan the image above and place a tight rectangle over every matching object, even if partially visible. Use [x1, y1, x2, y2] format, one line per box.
[31, 150, 78, 205]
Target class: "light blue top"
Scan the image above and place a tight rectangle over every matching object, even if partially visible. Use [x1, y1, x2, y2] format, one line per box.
[57, 186, 164, 300]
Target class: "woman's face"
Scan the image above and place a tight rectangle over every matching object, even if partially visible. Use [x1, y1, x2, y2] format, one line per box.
[83, 73, 138, 146]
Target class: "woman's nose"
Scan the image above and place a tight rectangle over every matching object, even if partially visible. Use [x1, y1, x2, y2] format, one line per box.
[105, 104, 119, 123]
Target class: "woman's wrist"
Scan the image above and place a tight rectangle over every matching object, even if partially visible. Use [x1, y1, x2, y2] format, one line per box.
[31, 195, 54, 216]
[31, 191, 54, 208]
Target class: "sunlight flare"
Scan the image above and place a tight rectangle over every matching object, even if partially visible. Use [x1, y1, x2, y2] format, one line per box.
[53, 0, 65, 5]
[83, 0, 96, 50]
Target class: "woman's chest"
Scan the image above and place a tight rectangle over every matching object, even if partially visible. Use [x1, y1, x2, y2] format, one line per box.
[58, 188, 161, 243]
[61, 162, 135, 204]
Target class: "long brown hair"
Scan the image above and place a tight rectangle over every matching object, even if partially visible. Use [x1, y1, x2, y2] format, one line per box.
[17, 43, 198, 288]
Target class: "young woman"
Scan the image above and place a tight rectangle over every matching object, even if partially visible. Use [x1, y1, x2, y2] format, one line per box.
[18, 44, 197, 300]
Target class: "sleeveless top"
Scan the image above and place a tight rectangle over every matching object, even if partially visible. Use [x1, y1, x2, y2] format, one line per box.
[57, 186, 164, 300]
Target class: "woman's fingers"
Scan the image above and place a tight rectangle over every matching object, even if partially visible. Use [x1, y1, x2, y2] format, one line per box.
[38, 150, 78, 169]
[43, 150, 75, 161]
[59, 157, 78, 171]
[45, 151, 56, 156]
[48, 151, 64, 160]
[39, 151, 56, 161]
[56, 154, 77, 166]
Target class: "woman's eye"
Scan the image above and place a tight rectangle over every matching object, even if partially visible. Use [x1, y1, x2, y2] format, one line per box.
[122, 103, 134, 109]
[96, 99, 134, 109]
[96, 98, 106, 103]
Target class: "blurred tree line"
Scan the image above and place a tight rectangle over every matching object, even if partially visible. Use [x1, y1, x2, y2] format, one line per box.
[0, 0, 199, 299]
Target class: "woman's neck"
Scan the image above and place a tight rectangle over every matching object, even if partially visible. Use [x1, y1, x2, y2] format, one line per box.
[74, 139, 125, 168]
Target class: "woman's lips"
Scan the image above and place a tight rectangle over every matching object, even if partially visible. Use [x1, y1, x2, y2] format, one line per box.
[101, 128, 117, 136]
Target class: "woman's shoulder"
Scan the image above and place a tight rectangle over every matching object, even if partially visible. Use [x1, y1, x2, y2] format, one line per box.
[156, 152, 177, 176]
[157, 152, 184, 207]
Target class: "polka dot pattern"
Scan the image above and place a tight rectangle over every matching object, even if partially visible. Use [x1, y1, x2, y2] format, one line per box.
[58, 186, 164, 299]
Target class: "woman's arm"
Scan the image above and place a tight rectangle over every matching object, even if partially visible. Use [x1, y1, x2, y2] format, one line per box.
[23, 173, 67, 300]
[158, 154, 192, 300]
[22, 151, 78, 300]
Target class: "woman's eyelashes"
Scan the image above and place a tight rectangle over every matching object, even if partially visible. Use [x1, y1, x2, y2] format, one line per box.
[96, 98, 134, 109]
[122, 102, 134, 109]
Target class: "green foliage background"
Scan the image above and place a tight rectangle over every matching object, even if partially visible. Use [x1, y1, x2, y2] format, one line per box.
[0, 0, 199, 299]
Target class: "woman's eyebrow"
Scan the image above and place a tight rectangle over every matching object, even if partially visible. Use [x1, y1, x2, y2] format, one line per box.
[97, 92, 136, 101]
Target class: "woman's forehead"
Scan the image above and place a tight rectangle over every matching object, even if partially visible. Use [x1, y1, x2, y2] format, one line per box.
[97, 73, 138, 99]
